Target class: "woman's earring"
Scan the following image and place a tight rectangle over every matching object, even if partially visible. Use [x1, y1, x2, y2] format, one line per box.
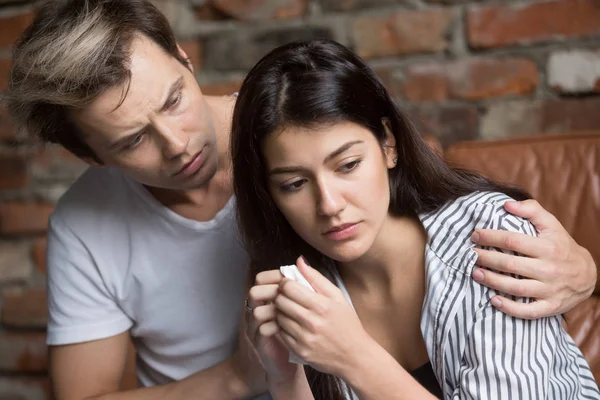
[393, 158, 398, 165]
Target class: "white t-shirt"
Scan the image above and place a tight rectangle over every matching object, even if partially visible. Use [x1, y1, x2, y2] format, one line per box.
[46, 166, 252, 388]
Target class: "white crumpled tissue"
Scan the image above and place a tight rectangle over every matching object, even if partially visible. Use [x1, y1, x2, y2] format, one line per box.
[279, 264, 315, 365]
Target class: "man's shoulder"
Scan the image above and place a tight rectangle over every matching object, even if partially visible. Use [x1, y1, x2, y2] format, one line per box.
[51, 167, 132, 227]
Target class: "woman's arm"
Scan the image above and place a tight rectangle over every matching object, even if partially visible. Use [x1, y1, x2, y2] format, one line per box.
[246, 269, 315, 400]
[471, 199, 596, 319]
[340, 338, 438, 400]
[275, 257, 438, 400]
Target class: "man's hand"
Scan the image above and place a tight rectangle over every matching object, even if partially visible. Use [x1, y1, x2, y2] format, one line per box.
[470, 199, 597, 319]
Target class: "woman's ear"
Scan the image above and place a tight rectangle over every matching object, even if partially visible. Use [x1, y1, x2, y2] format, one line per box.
[382, 118, 398, 169]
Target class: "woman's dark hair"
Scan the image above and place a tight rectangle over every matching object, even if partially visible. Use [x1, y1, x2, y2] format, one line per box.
[230, 39, 529, 399]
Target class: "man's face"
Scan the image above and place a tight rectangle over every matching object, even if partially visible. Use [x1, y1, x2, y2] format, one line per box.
[71, 35, 219, 190]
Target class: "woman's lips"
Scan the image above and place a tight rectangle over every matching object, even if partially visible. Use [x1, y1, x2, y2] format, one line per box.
[324, 222, 360, 240]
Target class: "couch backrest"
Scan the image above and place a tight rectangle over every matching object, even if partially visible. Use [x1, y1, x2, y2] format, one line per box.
[444, 131, 600, 381]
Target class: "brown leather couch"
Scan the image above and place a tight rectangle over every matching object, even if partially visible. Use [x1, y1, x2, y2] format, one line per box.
[439, 131, 600, 383]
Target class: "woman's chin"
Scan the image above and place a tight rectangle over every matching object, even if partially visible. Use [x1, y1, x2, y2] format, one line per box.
[319, 244, 368, 264]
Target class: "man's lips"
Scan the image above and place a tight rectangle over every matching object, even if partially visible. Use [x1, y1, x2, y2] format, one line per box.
[173, 147, 205, 177]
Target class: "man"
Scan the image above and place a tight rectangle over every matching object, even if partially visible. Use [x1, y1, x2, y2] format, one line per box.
[4, 0, 596, 399]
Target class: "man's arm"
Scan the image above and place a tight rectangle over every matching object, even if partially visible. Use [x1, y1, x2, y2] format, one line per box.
[51, 332, 256, 400]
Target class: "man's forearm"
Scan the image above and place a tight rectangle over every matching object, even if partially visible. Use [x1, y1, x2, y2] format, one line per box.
[85, 357, 251, 400]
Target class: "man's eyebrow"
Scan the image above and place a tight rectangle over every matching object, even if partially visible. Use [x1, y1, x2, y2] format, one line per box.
[108, 76, 185, 150]
[160, 76, 184, 112]
[269, 140, 364, 176]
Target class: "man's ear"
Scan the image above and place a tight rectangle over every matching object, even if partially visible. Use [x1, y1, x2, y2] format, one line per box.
[176, 43, 194, 73]
[382, 118, 398, 169]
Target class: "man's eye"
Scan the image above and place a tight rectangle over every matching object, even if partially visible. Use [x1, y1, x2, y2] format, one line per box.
[167, 92, 182, 109]
[123, 133, 145, 150]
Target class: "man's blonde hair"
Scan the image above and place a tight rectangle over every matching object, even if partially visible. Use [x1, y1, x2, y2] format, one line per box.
[4, 0, 188, 161]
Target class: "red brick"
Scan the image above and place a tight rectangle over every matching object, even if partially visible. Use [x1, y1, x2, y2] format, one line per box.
[0, 242, 33, 283]
[31, 144, 82, 168]
[2, 287, 47, 329]
[32, 237, 47, 274]
[353, 9, 456, 59]
[194, 3, 230, 20]
[481, 98, 600, 139]
[179, 40, 203, 71]
[0, 106, 16, 142]
[0, 153, 29, 190]
[0, 201, 54, 235]
[0, 57, 10, 91]
[0, 377, 51, 400]
[468, 0, 600, 49]
[213, 0, 308, 20]
[400, 64, 449, 103]
[201, 80, 243, 96]
[0, 10, 36, 48]
[320, 0, 403, 11]
[30, 145, 86, 181]
[0, 331, 47, 372]
[373, 66, 401, 98]
[408, 105, 480, 147]
[541, 98, 600, 134]
[401, 58, 539, 102]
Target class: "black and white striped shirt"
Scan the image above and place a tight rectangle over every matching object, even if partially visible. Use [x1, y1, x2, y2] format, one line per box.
[335, 191, 600, 399]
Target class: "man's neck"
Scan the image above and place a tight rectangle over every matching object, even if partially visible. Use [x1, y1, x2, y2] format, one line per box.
[205, 94, 236, 171]
[147, 94, 236, 219]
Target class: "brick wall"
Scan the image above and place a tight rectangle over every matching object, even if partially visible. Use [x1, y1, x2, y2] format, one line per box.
[0, 0, 599, 398]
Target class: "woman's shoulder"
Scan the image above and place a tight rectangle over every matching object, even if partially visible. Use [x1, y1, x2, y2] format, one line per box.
[419, 191, 527, 261]
[420, 191, 516, 230]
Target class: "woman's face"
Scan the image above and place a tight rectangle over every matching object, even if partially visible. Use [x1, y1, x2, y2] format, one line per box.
[263, 121, 397, 262]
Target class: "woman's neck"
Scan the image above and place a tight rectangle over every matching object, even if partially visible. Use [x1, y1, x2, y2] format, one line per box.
[339, 214, 428, 296]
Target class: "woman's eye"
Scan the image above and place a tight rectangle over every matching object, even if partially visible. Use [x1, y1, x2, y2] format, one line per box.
[280, 179, 306, 193]
[339, 159, 361, 173]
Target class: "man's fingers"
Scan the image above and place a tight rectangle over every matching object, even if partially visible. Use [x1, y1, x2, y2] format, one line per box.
[472, 270, 546, 299]
[489, 296, 556, 320]
[472, 229, 549, 258]
[473, 249, 544, 281]
[503, 200, 562, 233]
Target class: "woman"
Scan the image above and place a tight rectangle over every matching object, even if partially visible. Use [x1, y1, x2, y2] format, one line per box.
[230, 39, 600, 399]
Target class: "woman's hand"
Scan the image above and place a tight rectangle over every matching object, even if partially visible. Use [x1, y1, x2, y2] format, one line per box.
[246, 269, 301, 386]
[471, 199, 597, 319]
[274, 256, 373, 378]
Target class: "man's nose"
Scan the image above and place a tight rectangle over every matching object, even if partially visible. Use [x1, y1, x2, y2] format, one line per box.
[154, 119, 188, 159]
